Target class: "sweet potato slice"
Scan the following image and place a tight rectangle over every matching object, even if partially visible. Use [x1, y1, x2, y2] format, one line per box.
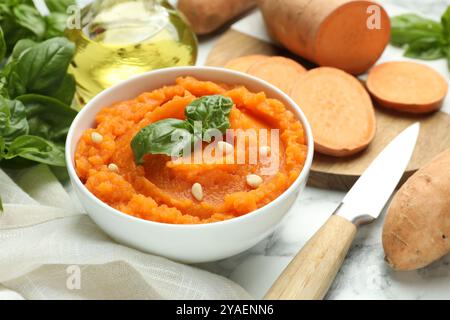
[247, 56, 306, 94]
[258, 0, 391, 75]
[224, 55, 269, 73]
[367, 61, 448, 114]
[383, 148, 450, 271]
[290, 67, 376, 157]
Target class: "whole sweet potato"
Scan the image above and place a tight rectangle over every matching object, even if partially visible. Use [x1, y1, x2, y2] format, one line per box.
[177, 0, 257, 35]
[382, 149, 450, 271]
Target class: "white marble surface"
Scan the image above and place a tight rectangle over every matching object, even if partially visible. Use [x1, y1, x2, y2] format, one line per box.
[195, 0, 450, 300]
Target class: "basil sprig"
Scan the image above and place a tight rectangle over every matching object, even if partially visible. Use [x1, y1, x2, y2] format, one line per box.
[391, 7, 450, 68]
[0, 37, 76, 169]
[0, 1, 77, 212]
[0, 0, 76, 54]
[131, 95, 233, 164]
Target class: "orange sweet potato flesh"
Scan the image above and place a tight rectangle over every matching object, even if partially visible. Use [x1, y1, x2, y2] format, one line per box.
[367, 61, 448, 114]
[383, 149, 450, 271]
[290, 67, 376, 157]
[224, 55, 269, 73]
[247, 56, 306, 94]
[258, 0, 391, 75]
[178, 0, 257, 35]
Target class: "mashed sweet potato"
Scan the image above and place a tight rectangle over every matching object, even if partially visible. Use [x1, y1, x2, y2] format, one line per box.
[75, 77, 307, 224]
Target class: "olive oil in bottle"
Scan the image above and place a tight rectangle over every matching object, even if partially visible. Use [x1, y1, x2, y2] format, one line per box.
[65, 0, 198, 107]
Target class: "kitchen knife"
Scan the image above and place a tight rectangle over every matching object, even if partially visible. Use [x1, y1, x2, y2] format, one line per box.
[265, 122, 420, 300]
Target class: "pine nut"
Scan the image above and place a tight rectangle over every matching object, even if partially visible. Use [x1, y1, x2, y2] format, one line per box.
[91, 132, 103, 143]
[246, 174, 263, 188]
[259, 146, 271, 158]
[108, 163, 119, 172]
[191, 183, 203, 201]
[217, 141, 234, 155]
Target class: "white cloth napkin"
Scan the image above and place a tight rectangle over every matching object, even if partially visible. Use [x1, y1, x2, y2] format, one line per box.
[0, 165, 251, 300]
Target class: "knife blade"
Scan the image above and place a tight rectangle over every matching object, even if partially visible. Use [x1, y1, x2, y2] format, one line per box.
[265, 122, 420, 300]
[334, 122, 420, 226]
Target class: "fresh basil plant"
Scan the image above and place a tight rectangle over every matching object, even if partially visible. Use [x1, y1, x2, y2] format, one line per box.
[0, 35, 76, 177]
[0, 1, 78, 212]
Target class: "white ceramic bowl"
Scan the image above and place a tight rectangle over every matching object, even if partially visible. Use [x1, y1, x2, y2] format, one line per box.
[66, 66, 314, 263]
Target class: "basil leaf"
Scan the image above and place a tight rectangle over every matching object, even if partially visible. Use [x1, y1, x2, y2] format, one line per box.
[43, 1, 76, 39]
[405, 37, 446, 60]
[13, 4, 46, 39]
[0, 194, 3, 213]
[0, 26, 5, 62]
[0, 96, 29, 144]
[391, 14, 443, 47]
[4, 135, 65, 167]
[45, 0, 76, 13]
[17, 94, 77, 142]
[49, 73, 76, 106]
[0, 2, 36, 53]
[11, 38, 36, 59]
[185, 95, 233, 142]
[131, 119, 192, 163]
[5, 37, 76, 99]
[45, 12, 68, 39]
[441, 7, 450, 43]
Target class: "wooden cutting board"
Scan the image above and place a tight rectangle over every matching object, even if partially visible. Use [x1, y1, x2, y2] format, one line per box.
[206, 30, 450, 190]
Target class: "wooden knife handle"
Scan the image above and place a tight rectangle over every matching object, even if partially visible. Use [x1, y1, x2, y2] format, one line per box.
[264, 215, 357, 300]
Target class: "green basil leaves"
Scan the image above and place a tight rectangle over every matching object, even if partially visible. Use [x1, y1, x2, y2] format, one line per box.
[0, 1, 78, 211]
[131, 95, 233, 164]
[3, 135, 65, 166]
[0, 0, 76, 54]
[0, 97, 28, 143]
[0, 94, 74, 167]
[185, 94, 233, 142]
[391, 7, 450, 68]
[4, 37, 76, 98]
[0, 37, 77, 168]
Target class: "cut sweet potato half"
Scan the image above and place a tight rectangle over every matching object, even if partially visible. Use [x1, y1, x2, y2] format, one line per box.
[291, 67, 376, 157]
[224, 55, 269, 73]
[259, 0, 391, 75]
[247, 56, 306, 94]
[367, 61, 448, 114]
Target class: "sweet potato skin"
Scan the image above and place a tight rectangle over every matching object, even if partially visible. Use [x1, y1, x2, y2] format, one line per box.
[258, 0, 390, 75]
[382, 149, 450, 271]
[178, 0, 257, 35]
